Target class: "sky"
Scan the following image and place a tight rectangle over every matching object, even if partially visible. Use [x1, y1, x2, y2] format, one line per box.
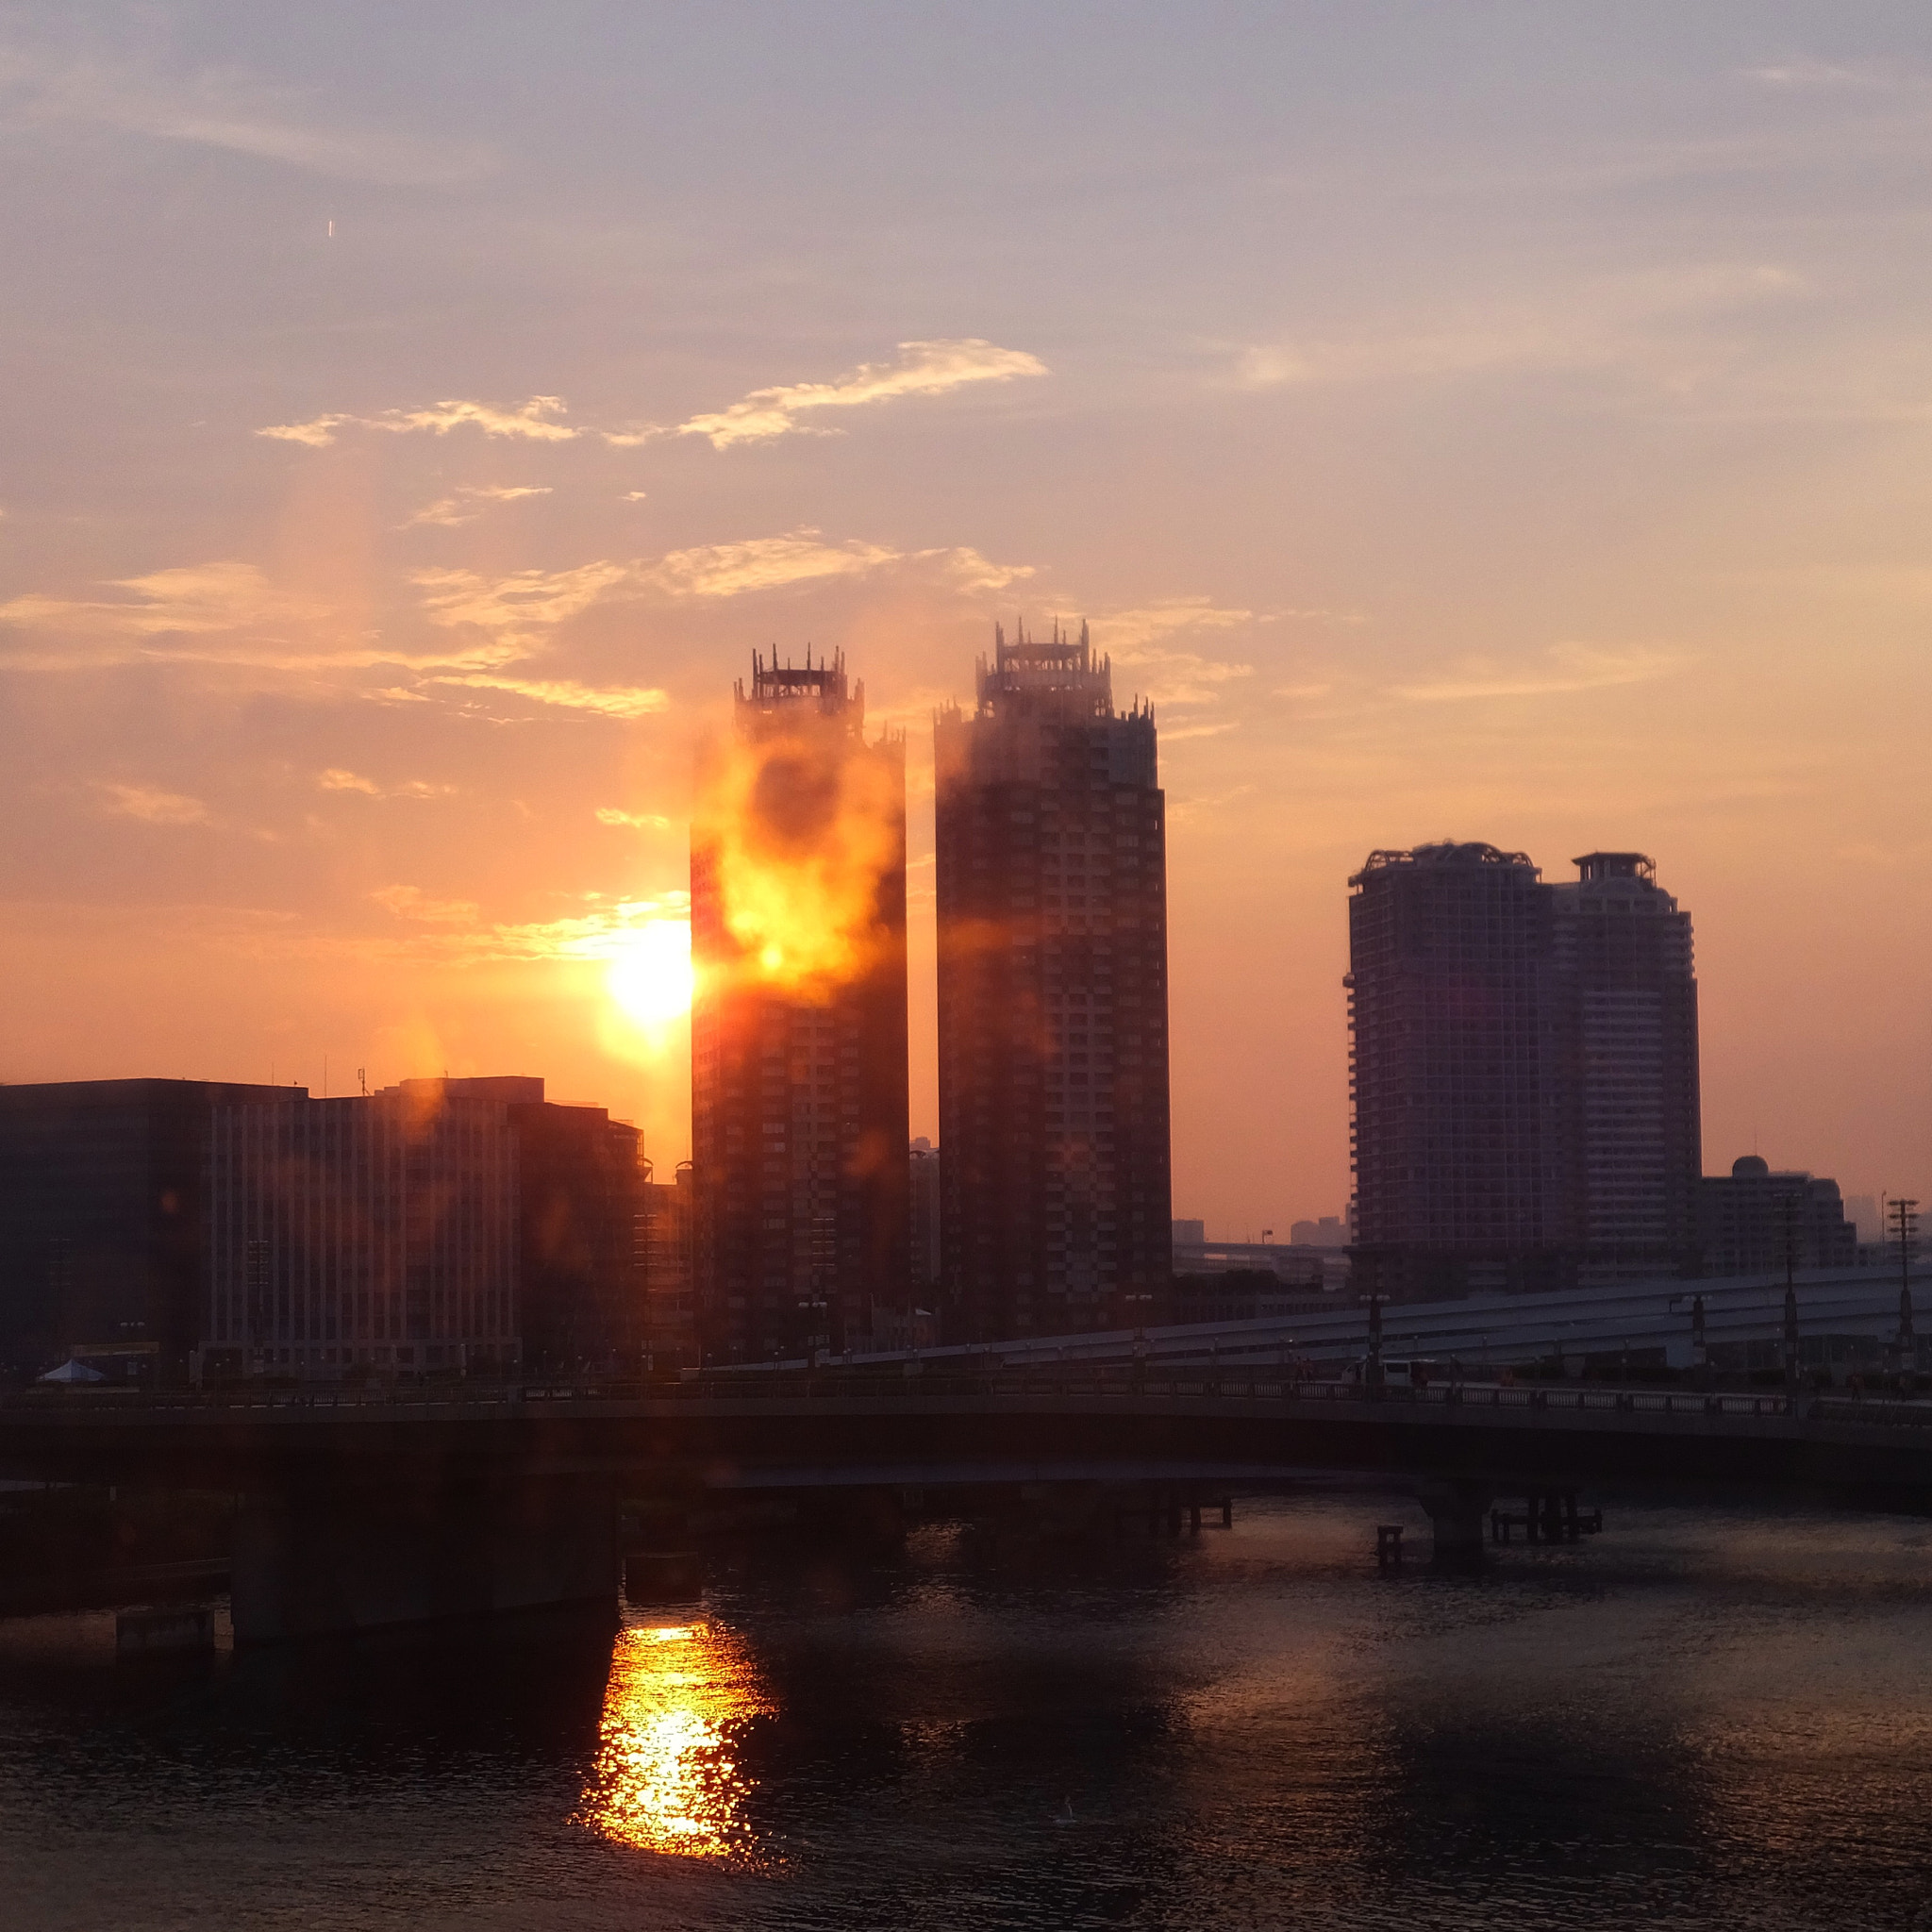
[3, 2, 1930, 1234]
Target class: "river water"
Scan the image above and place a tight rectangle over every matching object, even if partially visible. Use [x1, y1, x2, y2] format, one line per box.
[2, 1491, 1930, 1930]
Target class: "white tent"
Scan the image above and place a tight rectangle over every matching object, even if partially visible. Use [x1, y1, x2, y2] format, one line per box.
[38, 1358, 105, 1384]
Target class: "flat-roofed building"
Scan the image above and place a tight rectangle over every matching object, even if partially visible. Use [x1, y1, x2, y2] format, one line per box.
[0, 1077, 290, 1381]
[204, 1083, 520, 1379]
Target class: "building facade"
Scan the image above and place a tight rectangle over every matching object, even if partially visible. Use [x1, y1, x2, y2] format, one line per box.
[204, 1083, 521, 1379]
[469, 1077, 646, 1374]
[0, 1078, 289, 1381]
[1550, 853, 1702, 1283]
[935, 622, 1173, 1339]
[690, 651, 910, 1361]
[641, 1160, 698, 1371]
[1700, 1155, 1859, 1276]
[1348, 842, 1701, 1299]
[908, 1138, 941, 1293]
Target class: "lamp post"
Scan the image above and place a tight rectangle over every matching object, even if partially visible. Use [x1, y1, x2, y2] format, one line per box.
[1124, 1289, 1155, 1388]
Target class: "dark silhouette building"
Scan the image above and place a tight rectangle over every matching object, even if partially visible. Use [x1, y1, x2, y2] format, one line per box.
[0, 1077, 289, 1381]
[489, 1079, 646, 1374]
[1700, 1155, 1858, 1276]
[690, 651, 910, 1361]
[909, 1137, 941, 1292]
[1551, 853, 1702, 1284]
[1348, 842, 1701, 1299]
[935, 621, 1172, 1339]
[205, 1080, 522, 1380]
[641, 1159, 697, 1371]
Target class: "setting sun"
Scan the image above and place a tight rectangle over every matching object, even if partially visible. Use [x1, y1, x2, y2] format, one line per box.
[608, 919, 694, 1027]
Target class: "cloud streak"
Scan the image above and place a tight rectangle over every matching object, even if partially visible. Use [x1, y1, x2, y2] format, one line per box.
[0, 44, 493, 186]
[98, 782, 210, 824]
[674, 339, 1048, 448]
[402, 484, 552, 529]
[260, 395, 645, 449]
[1393, 642, 1680, 702]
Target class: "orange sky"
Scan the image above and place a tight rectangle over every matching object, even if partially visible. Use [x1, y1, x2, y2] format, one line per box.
[2, 8, 1929, 1234]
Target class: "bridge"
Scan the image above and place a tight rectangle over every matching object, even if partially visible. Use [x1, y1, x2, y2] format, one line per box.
[5, 1369, 1932, 1642]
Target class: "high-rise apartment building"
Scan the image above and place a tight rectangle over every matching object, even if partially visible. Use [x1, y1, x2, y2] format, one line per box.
[935, 622, 1172, 1339]
[1348, 842, 1700, 1298]
[908, 1138, 941, 1293]
[1551, 854, 1701, 1284]
[690, 652, 910, 1362]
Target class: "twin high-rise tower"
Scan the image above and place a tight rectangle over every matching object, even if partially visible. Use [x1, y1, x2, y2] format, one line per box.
[1347, 841, 1701, 1299]
[935, 624, 1172, 1338]
[690, 626, 1173, 1360]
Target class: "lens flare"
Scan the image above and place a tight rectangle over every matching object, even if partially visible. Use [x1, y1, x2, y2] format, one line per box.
[694, 726, 902, 995]
[608, 919, 693, 1026]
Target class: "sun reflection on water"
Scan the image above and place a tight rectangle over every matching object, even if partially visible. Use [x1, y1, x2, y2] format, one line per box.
[576, 1622, 772, 1862]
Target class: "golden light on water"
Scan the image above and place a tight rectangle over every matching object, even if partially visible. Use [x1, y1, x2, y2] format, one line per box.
[607, 919, 694, 1028]
[577, 1622, 771, 1861]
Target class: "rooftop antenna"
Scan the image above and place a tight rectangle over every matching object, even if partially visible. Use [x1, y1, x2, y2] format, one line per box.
[358, 1066, 368, 1096]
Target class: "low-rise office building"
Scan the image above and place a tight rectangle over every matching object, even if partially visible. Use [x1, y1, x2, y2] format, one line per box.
[203, 1083, 521, 1378]
[1699, 1155, 1859, 1277]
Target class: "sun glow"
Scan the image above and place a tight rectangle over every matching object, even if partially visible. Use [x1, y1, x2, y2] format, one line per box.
[608, 919, 693, 1026]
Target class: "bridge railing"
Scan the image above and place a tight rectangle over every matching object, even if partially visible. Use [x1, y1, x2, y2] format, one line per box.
[8, 1374, 1931, 1427]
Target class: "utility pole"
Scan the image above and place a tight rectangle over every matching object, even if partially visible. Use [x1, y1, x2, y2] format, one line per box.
[1780, 1191, 1801, 1396]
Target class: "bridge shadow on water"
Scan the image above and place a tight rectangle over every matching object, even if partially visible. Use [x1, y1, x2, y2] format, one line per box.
[2, 1492, 1931, 1929]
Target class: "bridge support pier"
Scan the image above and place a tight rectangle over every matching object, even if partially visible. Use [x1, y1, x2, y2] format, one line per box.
[1414, 1480, 1491, 1567]
[232, 1474, 617, 1645]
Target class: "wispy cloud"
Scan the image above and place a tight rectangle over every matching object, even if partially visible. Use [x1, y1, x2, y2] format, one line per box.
[261, 396, 644, 449]
[1740, 58, 1904, 92]
[319, 769, 455, 799]
[596, 807, 673, 829]
[1234, 264, 1803, 392]
[410, 532, 1030, 659]
[1, 45, 492, 186]
[430, 675, 670, 719]
[1089, 597, 1260, 706]
[410, 559, 635, 657]
[1393, 642, 1681, 702]
[372, 884, 478, 924]
[0, 561, 351, 669]
[402, 484, 551, 529]
[98, 782, 210, 824]
[675, 339, 1047, 449]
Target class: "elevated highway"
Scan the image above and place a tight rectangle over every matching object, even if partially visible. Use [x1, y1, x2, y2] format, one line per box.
[4, 1372, 1931, 1641]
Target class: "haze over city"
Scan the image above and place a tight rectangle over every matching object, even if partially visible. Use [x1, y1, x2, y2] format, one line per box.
[5, 7, 1930, 1234]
